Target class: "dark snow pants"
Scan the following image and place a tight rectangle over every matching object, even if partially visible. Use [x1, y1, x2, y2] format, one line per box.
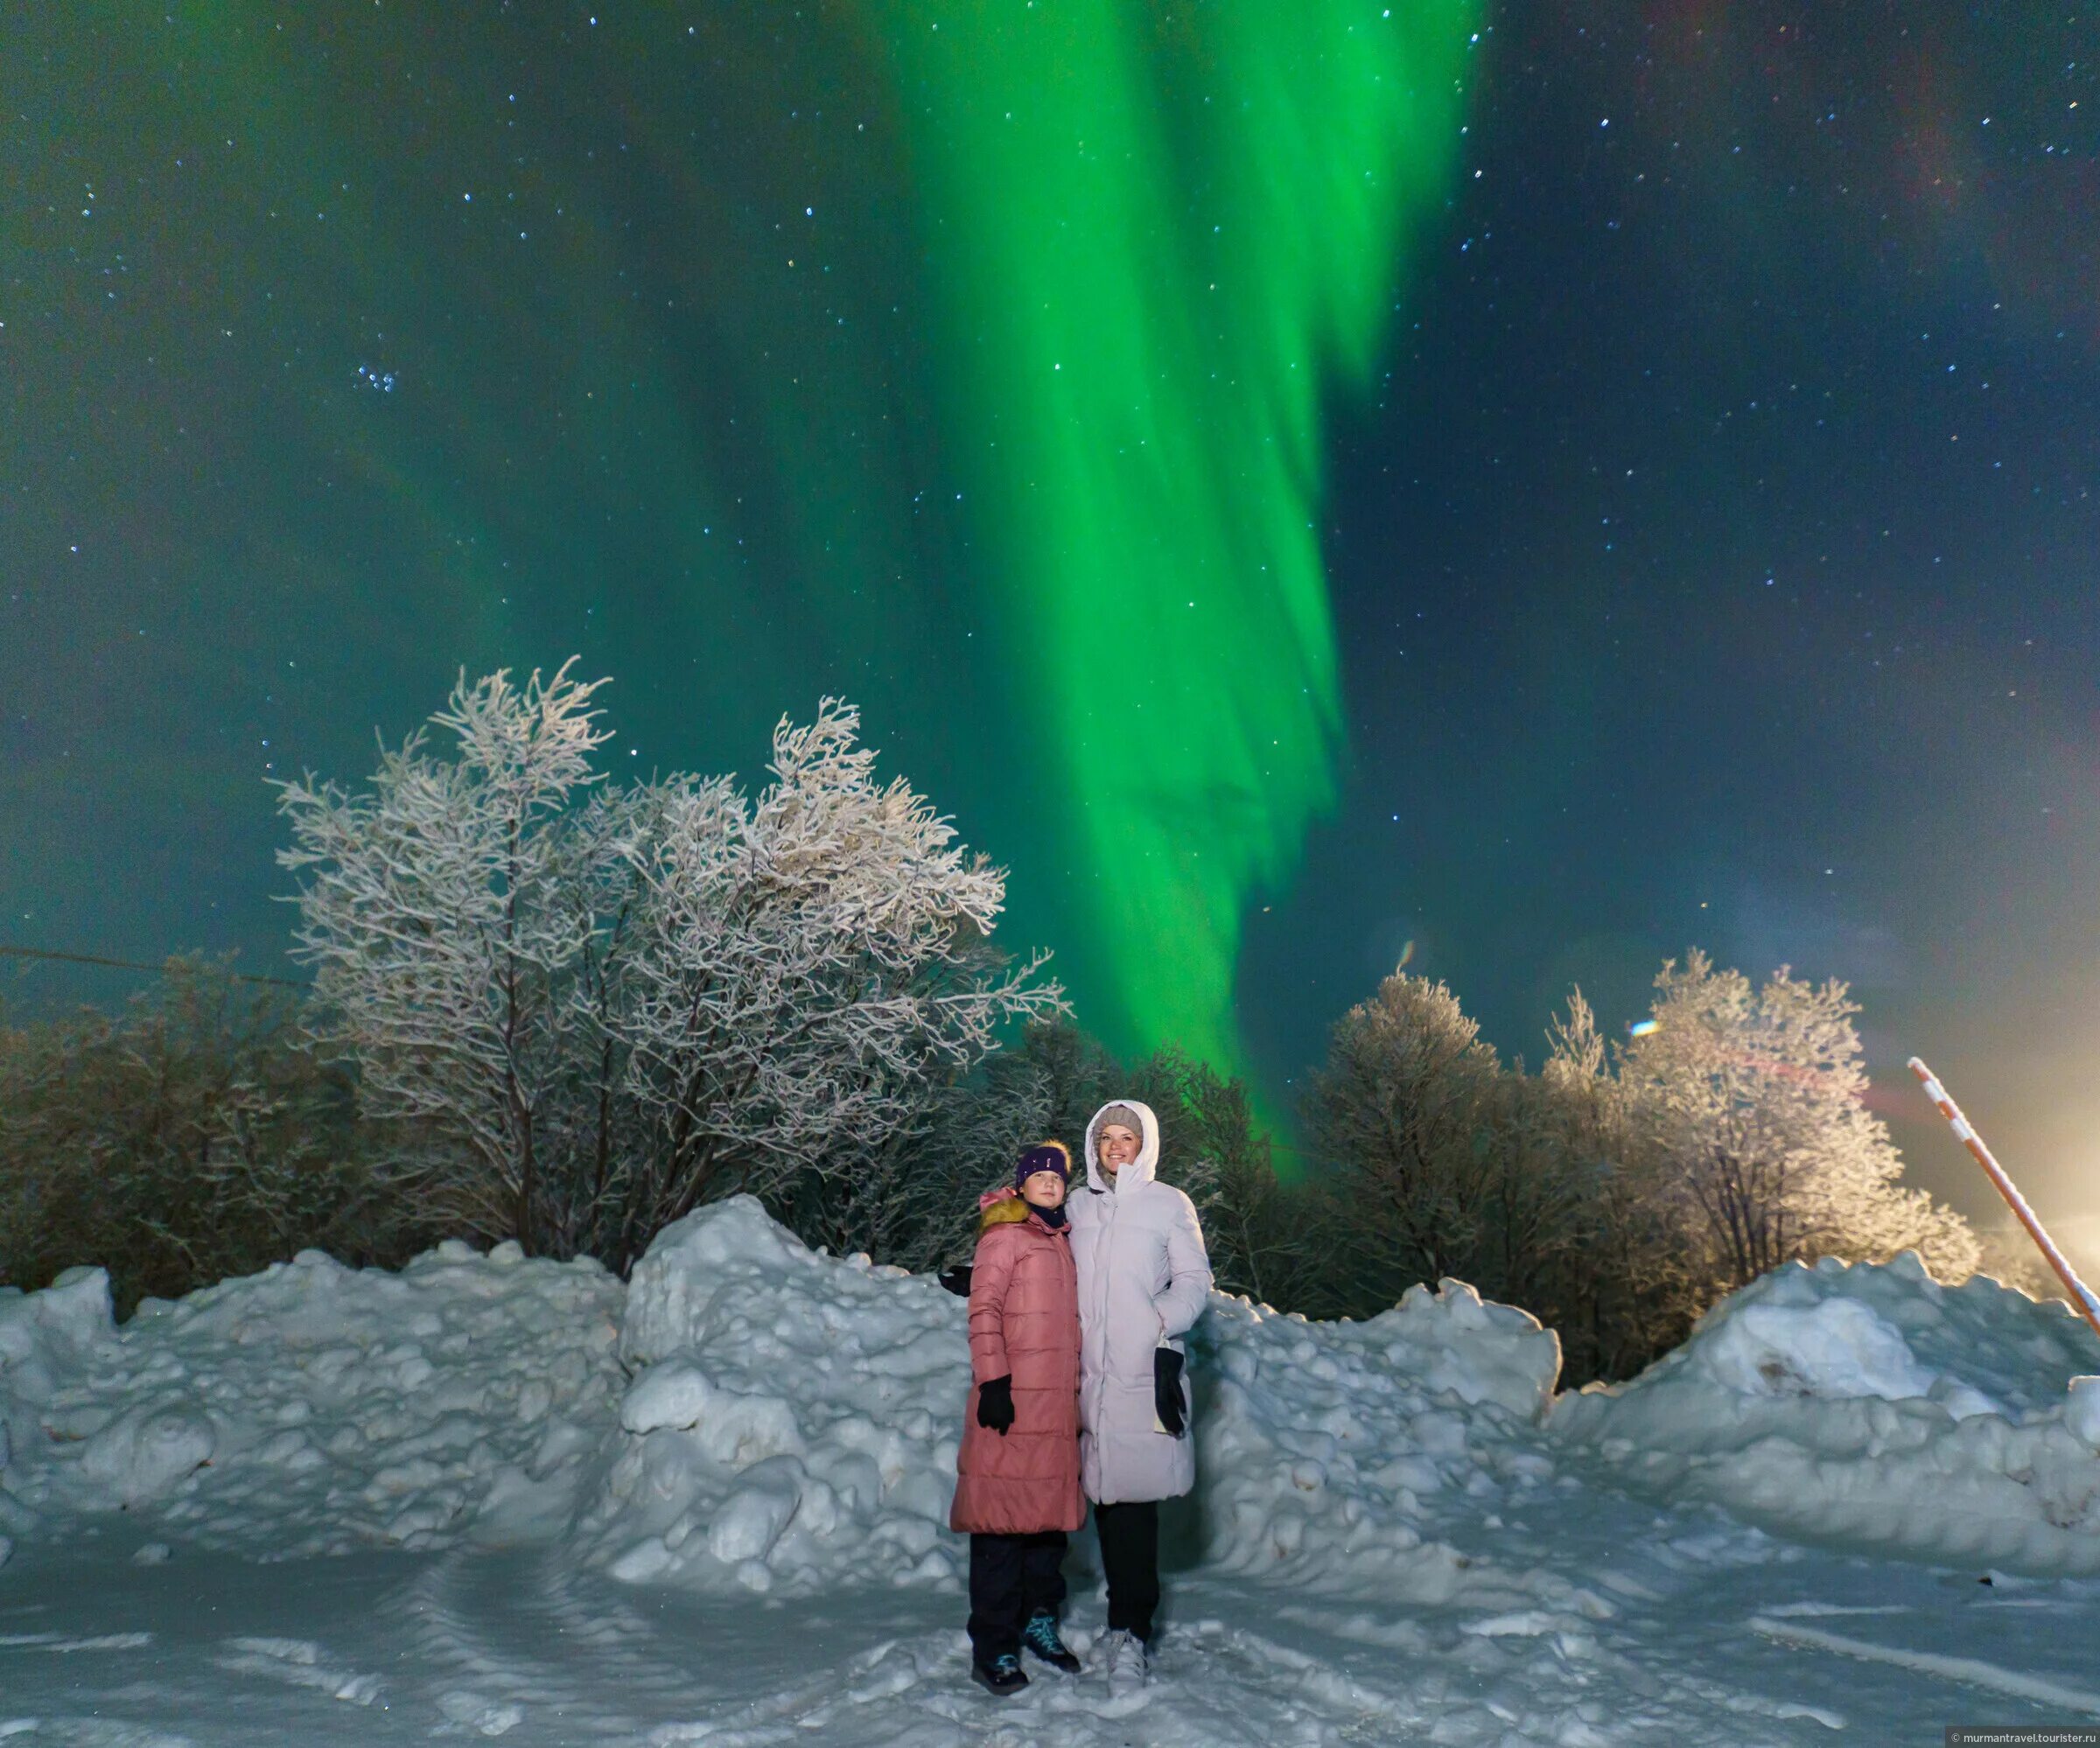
[967, 1530, 1068, 1664]
[1092, 1500, 1160, 1642]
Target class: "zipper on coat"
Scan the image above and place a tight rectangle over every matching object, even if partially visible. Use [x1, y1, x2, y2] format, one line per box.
[1084, 1186, 1119, 1439]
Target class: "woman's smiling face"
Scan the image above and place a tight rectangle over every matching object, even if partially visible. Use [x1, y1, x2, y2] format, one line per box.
[1096, 1123, 1140, 1172]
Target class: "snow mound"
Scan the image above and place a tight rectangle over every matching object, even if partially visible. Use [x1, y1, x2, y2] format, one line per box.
[580, 1198, 1572, 1605]
[572, 1196, 967, 1594]
[5, 1195, 1582, 1606]
[0, 1241, 624, 1556]
[1195, 1282, 1564, 1598]
[0, 1268, 120, 1470]
[1550, 1252, 2100, 1575]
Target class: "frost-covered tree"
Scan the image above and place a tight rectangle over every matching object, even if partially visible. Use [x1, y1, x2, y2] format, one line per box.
[276, 662, 621, 1250]
[1305, 971, 1634, 1331]
[1303, 972, 1508, 1292]
[609, 700, 1063, 1261]
[1974, 1220, 2072, 1306]
[277, 663, 1061, 1264]
[1620, 951, 1979, 1291]
[1535, 990, 1700, 1380]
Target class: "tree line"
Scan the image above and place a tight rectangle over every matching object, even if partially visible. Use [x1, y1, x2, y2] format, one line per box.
[0, 666, 1992, 1381]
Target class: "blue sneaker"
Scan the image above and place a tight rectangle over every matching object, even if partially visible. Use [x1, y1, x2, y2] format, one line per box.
[1022, 1610, 1082, 1674]
[971, 1652, 1028, 1697]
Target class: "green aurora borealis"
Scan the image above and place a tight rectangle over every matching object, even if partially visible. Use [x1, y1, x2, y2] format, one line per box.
[5, 1, 1474, 1081]
[880, 2, 1473, 1069]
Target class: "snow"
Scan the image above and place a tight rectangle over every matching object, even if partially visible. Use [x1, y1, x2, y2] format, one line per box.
[0, 1268, 116, 1465]
[574, 1197, 964, 1592]
[5, 1197, 2100, 1742]
[0, 1241, 624, 1556]
[1551, 1250, 2100, 1574]
[2066, 1374, 2100, 1450]
[1193, 1282, 1567, 1600]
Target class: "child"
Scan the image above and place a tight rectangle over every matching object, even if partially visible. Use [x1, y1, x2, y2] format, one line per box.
[948, 1142, 1086, 1697]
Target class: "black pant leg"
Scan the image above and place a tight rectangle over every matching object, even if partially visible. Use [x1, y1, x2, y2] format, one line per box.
[967, 1533, 1026, 1663]
[1093, 1500, 1160, 1641]
[1018, 1530, 1068, 1619]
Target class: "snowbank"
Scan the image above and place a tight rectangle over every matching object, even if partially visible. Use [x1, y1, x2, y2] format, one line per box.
[1194, 1283, 1563, 1598]
[0, 1242, 624, 1556]
[571, 1196, 968, 1594]
[1550, 1252, 2100, 1575]
[4, 1196, 1572, 1602]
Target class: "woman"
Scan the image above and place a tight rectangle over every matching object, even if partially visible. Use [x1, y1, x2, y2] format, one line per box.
[1069, 1100, 1213, 1694]
[948, 1142, 1087, 1697]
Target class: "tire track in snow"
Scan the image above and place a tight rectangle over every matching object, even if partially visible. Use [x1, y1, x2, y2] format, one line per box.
[406, 1547, 743, 1738]
[405, 1551, 629, 1738]
[214, 1636, 382, 1706]
[1751, 1614, 2100, 1717]
[0, 1720, 195, 1747]
[0, 1633, 153, 1652]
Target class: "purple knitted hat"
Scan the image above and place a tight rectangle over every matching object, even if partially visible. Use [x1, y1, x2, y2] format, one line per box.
[1015, 1140, 1071, 1190]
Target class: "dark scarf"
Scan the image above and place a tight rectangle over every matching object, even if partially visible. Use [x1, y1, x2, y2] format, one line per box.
[1027, 1201, 1068, 1231]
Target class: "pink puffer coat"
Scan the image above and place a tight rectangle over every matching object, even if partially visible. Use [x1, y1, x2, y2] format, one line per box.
[948, 1195, 1085, 1536]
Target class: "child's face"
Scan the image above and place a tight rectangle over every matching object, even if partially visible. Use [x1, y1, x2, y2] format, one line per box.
[1021, 1169, 1067, 1209]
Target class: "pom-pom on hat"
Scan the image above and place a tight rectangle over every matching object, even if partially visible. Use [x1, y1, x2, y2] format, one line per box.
[1014, 1140, 1071, 1190]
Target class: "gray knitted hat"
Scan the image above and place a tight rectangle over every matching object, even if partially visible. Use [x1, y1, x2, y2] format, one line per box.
[1096, 1103, 1144, 1138]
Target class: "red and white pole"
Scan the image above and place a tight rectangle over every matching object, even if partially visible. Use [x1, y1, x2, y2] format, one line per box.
[1908, 1056, 2100, 1342]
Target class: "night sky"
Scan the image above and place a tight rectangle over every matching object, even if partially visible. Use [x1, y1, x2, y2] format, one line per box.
[4, 4, 2095, 1255]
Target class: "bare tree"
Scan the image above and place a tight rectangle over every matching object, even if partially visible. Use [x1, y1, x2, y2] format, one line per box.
[0, 956, 417, 1311]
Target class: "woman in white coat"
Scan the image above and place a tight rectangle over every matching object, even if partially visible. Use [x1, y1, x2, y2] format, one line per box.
[1069, 1100, 1212, 1688]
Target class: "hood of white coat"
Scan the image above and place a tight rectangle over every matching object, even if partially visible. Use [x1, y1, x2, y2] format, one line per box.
[1083, 1099, 1159, 1194]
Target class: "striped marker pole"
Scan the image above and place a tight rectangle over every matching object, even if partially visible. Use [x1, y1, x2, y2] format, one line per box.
[1908, 1056, 2100, 1341]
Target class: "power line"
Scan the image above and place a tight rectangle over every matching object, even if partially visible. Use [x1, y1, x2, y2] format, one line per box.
[0, 945, 308, 989]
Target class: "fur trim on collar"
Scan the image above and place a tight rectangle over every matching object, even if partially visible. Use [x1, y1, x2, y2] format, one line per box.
[979, 1185, 1032, 1232]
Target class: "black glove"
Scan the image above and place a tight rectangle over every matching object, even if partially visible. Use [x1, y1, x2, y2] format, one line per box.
[938, 1264, 973, 1298]
[1153, 1348, 1186, 1438]
[976, 1374, 1016, 1435]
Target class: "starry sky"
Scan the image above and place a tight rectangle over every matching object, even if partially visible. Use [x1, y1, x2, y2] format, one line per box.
[4, 3, 2095, 1252]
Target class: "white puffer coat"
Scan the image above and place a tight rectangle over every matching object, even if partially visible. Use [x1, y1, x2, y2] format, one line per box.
[1069, 1100, 1213, 1505]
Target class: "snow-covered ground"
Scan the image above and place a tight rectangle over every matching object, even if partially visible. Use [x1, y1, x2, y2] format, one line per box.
[4, 1198, 2099, 1745]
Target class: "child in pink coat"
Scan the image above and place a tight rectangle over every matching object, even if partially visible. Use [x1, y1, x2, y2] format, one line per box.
[949, 1142, 1085, 1697]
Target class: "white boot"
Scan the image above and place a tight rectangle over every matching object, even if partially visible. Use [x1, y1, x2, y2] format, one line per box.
[1101, 1627, 1149, 1697]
